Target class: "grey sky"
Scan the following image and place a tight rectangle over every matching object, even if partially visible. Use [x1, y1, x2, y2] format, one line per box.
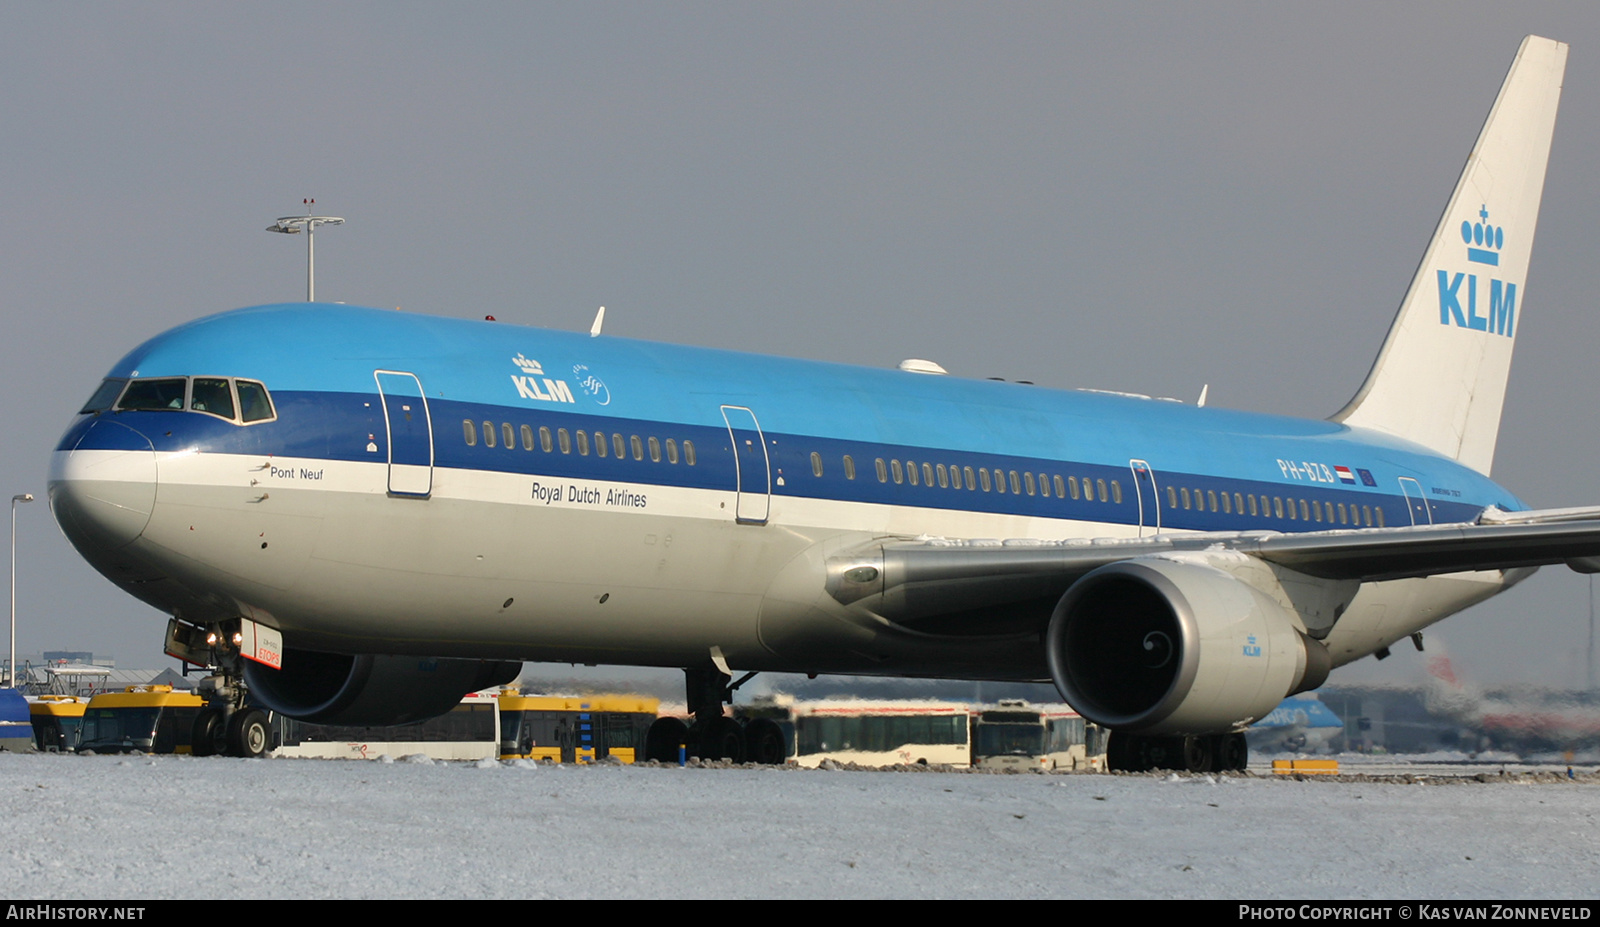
[6, 3, 1600, 689]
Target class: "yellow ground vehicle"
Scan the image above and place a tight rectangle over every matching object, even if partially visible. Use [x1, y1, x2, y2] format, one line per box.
[78, 685, 204, 754]
[28, 695, 89, 752]
[497, 693, 659, 763]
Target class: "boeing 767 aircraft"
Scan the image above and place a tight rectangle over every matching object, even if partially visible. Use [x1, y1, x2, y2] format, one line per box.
[49, 36, 1598, 771]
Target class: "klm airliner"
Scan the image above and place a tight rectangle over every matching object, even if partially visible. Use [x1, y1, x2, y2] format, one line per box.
[49, 36, 1600, 770]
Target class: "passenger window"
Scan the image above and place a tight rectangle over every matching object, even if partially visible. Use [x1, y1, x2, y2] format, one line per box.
[1221, 492, 1231, 514]
[1096, 479, 1107, 502]
[875, 458, 888, 483]
[522, 424, 536, 451]
[891, 460, 904, 484]
[964, 466, 976, 490]
[1182, 488, 1191, 510]
[190, 378, 236, 420]
[594, 432, 606, 457]
[994, 469, 1006, 494]
[1111, 480, 1122, 505]
[577, 430, 590, 455]
[684, 440, 696, 465]
[666, 438, 679, 464]
[463, 420, 477, 446]
[117, 377, 188, 412]
[1009, 471, 1021, 494]
[811, 452, 824, 477]
[843, 455, 856, 480]
[483, 422, 497, 448]
[922, 463, 934, 486]
[1207, 490, 1217, 512]
[1338, 503, 1347, 525]
[236, 381, 275, 423]
[1024, 472, 1036, 496]
[503, 423, 515, 449]
[559, 428, 572, 454]
[649, 436, 661, 462]
[630, 435, 643, 461]
[980, 468, 992, 492]
[613, 434, 626, 458]
[1299, 499, 1309, 521]
[540, 426, 553, 453]
[936, 463, 948, 489]
[1053, 475, 1065, 499]
[1375, 507, 1385, 527]
[1273, 497, 1284, 518]
[1249, 495, 1259, 517]
[1234, 493, 1244, 514]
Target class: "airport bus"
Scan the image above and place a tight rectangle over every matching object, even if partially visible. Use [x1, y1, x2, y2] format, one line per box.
[737, 697, 973, 768]
[497, 692, 659, 763]
[970, 701, 1104, 771]
[78, 685, 205, 754]
[269, 691, 501, 760]
[28, 695, 89, 753]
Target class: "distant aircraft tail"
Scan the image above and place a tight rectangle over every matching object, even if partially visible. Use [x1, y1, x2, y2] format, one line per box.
[1331, 36, 1566, 475]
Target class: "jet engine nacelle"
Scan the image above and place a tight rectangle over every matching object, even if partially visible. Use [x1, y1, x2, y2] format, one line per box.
[1046, 557, 1330, 735]
[242, 648, 521, 726]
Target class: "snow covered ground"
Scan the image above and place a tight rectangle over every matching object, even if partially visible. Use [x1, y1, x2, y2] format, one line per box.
[1, 752, 1595, 899]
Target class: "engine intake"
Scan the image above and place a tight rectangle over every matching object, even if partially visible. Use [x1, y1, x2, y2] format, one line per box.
[1046, 557, 1329, 735]
[243, 647, 520, 726]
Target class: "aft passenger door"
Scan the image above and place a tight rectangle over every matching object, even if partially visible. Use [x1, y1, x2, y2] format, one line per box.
[374, 371, 434, 498]
[1398, 476, 1432, 525]
[721, 405, 771, 525]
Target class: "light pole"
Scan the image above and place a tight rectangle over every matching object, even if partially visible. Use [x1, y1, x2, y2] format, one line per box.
[267, 199, 344, 302]
[10, 493, 32, 690]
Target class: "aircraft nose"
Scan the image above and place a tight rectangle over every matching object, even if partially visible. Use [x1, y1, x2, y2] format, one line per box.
[49, 418, 158, 552]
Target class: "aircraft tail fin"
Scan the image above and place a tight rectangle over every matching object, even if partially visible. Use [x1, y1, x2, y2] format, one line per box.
[1331, 36, 1566, 475]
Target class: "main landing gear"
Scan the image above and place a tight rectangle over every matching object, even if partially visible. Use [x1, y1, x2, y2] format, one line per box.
[642, 662, 786, 765]
[165, 618, 272, 758]
[1106, 731, 1249, 773]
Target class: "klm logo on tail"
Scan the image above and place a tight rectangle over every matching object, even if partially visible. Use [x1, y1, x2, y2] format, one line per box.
[1438, 205, 1516, 337]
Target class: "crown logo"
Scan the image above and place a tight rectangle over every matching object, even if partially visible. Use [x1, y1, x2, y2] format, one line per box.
[1460, 205, 1504, 266]
[512, 353, 544, 375]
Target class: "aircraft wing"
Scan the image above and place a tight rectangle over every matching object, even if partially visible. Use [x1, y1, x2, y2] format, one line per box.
[827, 506, 1600, 629]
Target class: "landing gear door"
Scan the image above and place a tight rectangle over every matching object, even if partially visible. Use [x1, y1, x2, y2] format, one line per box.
[1398, 476, 1431, 525]
[375, 371, 434, 498]
[720, 405, 771, 525]
[1129, 459, 1161, 537]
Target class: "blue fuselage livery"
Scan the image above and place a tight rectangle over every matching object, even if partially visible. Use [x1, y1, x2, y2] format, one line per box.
[47, 36, 1600, 771]
[58, 303, 1509, 532]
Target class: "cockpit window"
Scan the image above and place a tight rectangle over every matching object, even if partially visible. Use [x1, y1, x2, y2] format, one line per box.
[79, 378, 128, 414]
[117, 378, 188, 411]
[98, 375, 277, 425]
[189, 378, 236, 420]
[236, 380, 275, 423]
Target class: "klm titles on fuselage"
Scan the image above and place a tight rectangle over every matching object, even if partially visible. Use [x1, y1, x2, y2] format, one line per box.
[1438, 205, 1516, 337]
[530, 480, 647, 509]
[511, 353, 575, 404]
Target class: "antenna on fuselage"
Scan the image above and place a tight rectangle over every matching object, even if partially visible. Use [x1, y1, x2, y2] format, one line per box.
[590, 306, 605, 337]
[267, 199, 345, 301]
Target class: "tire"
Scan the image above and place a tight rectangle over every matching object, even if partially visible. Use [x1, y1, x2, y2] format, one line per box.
[696, 716, 745, 763]
[643, 716, 689, 763]
[744, 718, 786, 765]
[227, 708, 270, 758]
[1220, 732, 1249, 772]
[190, 708, 223, 757]
[1182, 735, 1215, 773]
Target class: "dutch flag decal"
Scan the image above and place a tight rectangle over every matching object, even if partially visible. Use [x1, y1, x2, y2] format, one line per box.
[1335, 466, 1357, 484]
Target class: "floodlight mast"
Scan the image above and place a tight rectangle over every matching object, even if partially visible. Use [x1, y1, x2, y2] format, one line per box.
[267, 199, 344, 301]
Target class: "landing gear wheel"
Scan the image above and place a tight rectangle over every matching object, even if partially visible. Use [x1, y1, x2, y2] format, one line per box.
[190, 708, 224, 757]
[696, 716, 746, 763]
[227, 708, 270, 758]
[1182, 735, 1216, 773]
[744, 718, 786, 765]
[1220, 733, 1248, 772]
[644, 716, 689, 763]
